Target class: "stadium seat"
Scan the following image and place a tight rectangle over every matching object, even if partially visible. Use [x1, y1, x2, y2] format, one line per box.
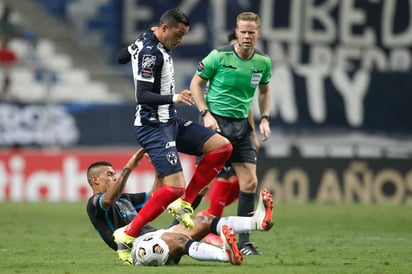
[59, 69, 90, 84]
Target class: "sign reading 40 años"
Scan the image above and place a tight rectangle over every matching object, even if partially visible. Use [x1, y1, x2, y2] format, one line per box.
[257, 155, 412, 204]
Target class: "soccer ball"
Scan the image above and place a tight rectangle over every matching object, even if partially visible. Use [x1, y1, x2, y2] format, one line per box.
[132, 235, 170, 266]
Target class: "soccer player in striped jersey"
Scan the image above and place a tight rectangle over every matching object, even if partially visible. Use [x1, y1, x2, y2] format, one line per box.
[113, 8, 233, 264]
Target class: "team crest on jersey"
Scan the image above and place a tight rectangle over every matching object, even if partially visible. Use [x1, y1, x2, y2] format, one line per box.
[196, 61, 204, 72]
[166, 151, 178, 166]
[142, 55, 156, 69]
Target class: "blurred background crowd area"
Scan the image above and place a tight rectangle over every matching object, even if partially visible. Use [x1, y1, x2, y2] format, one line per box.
[1, 0, 412, 157]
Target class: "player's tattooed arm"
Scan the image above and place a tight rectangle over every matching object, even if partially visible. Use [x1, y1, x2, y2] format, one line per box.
[103, 148, 145, 206]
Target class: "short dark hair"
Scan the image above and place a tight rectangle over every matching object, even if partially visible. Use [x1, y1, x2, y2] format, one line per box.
[160, 8, 190, 28]
[87, 161, 112, 185]
[227, 31, 237, 43]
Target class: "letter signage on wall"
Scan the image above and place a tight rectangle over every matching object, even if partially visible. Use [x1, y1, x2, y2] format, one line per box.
[0, 149, 195, 202]
[257, 153, 412, 204]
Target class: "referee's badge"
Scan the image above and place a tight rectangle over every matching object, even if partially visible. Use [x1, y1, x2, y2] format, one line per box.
[251, 72, 262, 87]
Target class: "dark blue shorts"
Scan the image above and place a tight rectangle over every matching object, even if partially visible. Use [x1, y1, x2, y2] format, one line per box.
[134, 117, 215, 177]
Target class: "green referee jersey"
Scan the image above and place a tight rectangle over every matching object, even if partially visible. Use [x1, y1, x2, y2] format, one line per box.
[196, 44, 272, 119]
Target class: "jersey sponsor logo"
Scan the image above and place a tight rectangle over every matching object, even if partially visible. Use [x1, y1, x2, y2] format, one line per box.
[196, 61, 204, 72]
[183, 120, 193, 127]
[141, 69, 153, 79]
[166, 151, 178, 166]
[165, 141, 176, 148]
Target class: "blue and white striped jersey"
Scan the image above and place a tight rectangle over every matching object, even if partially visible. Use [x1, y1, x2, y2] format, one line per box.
[128, 30, 177, 126]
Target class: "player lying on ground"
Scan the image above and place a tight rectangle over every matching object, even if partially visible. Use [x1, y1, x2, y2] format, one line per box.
[86, 148, 274, 266]
[129, 187, 273, 266]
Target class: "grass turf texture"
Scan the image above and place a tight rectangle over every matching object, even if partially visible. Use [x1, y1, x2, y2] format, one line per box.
[0, 202, 411, 274]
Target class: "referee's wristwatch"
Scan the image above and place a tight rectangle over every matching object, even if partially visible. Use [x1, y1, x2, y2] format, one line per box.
[200, 109, 209, 117]
[260, 115, 270, 122]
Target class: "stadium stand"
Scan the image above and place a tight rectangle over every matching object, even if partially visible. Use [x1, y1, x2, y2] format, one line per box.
[1, 0, 132, 103]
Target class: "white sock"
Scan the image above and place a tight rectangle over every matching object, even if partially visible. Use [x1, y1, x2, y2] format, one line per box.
[216, 216, 253, 235]
[188, 241, 228, 262]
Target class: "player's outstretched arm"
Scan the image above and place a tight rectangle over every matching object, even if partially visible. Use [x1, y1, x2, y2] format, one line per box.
[102, 148, 146, 206]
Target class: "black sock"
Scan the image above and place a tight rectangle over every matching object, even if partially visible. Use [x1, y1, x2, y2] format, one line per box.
[237, 191, 255, 245]
[191, 194, 204, 210]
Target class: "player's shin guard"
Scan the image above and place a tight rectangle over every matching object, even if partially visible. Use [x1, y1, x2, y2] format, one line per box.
[183, 143, 233, 203]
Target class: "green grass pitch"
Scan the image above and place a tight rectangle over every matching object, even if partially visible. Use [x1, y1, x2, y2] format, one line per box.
[0, 201, 411, 274]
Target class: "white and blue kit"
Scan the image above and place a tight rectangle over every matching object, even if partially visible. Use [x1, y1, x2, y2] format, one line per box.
[127, 30, 214, 177]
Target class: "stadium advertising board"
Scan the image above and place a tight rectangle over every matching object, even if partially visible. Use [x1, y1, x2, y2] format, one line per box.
[0, 102, 137, 147]
[0, 149, 410, 203]
[0, 103, 199, 147]
[1, 98, 412, 147]
[257, 154, 412, 204]
[0, 103, 80, 147]
[0, 149, 195, 202]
